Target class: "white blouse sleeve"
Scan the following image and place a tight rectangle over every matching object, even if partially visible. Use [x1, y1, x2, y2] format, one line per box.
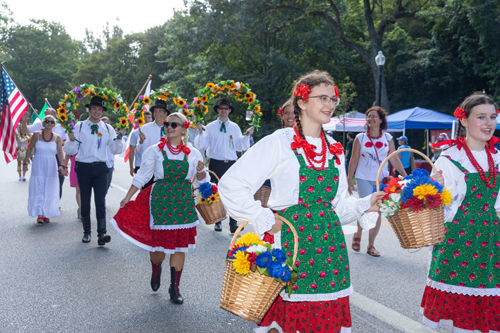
[432, 156, 465, 222]
[331, 151, 377, 230]
[219, 135, 281, 239]
[106, 124, 125, 155]
[132, 145, 157, 189]
[187, 146, 210, 187]
[63, 123, 83, 156]
[194, 127, 209, 152]
[233, 125, 250, 152]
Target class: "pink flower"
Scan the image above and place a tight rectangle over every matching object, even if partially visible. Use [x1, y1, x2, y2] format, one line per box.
[300, 249, 306, 255]
[480, 263, 486, 268]
[341, 243, 345, 248]
[299, 226, 305, 232]
[471, 186, 477, 191]
[317, 248, 323, 254]
[310, 283, 317, 289]
[481, 242, 488, 247]
[461, 262, 468, 267]
[334, 176, 339, 182]
[306, 213, 312, 218]
[473, 253, 479, 259]
[342, 278, 347, 284]
[483, 204, 489, 211]
[327, 223, 331, 228]
[326, 186, 331, 192]
[450, 272, 456, 278]
[496, 241, 500, 247]
[346, 265, 349, 271]
[300, 273, 307, 279]
[435, 269, 439, 274]
[447, 239, 454, 244]
[459, 231, 465, 236]
[330, 281, 336, 287]
[478, 284, 485, 289]
[489, 275, 494, 280]
[458, 283, 465, 287]
[329, 246, 335, 252]
[442, 259, 448, 264]
[454, 251, 460, 256]
[320, 271, 326, 278]
[476, 193, 482, 199]
[293, 285, 298, 290]
[333, 269, 339, 275]
[287, 251, 291, 257]
[307, 236, 312, 241]
[298, 198, 303, 204]
[295, 261, 300, 267]
[314, 225, 319, 230]
[469, 220, 475, 225]
[307, 186, 314, 192]
[470, 274, 476, 280]
[293, 214, 299, 220]
[323, 234, 328, 240]
[316, 198, 323, 203]
[483, 221, 488, 226]
[303, 204, 308, 208]
[339, 255, 343, 261]
[309, 259, 315, 265]
[465, 241, 471, 246]
[300, 176, 306, 182]
[494, 192, 498, 198]
[317, 176, 323, 181]
[319, 211, 325, 217]
[326, 258, 331, 263]
[453, 219, 459, 224]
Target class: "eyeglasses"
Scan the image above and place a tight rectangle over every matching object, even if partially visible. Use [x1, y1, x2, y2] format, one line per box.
[44, 120, 55, 124]
[308, 95, 339, 106]
[163, 121, 182, 129]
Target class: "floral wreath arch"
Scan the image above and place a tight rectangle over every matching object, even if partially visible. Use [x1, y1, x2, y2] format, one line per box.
[192, 80, 262, 128]
[56, 84, 129, 132]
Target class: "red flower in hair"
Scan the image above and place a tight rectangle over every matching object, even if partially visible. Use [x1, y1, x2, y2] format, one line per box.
[365, 142, 374, 148]
[294, 84, 312, 101]
[375, 141, 383, 149]
[454, 107, 466, 120]
[334, 86, 339, 98]
[278, 107, 284, 115]
[183, 121, 190, 129]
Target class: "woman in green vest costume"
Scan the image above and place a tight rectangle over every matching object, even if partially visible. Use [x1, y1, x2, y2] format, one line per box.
[112, 112, 209, 304]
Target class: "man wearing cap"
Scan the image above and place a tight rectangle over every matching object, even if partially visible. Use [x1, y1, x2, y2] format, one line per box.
[21, 108, 68, 199]
[63, 96, 126, 245]
[395, 135, 412, 177]
[135, 99, 170, 189]
[195, 98, 254, 233]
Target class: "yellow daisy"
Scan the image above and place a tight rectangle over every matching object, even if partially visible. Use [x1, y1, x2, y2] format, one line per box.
[413, 184, 438, 200]
[143, 96, 151, 105]
[206, 82, 215, 89]
[440, 188, 453, 206]
[200, 95, 208, 103]
[232, 250, 250, 275]
[136, 117, 145, 127]
[235, 232, 265, 247]
[119, 117, 128, 126]
[254, 105, 261, 113]
[59, 114, 68, 122]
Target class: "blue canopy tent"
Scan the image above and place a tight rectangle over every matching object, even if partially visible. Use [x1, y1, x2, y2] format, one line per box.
[387, 107, 457, 155]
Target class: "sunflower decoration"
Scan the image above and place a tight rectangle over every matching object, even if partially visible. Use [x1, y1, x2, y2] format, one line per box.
[136, 117, 145, 127]
[143, 96, 151, 105]
[119, 117, 128, 127]
[192, 79, 262, 128]
[56, 84, 129, 132]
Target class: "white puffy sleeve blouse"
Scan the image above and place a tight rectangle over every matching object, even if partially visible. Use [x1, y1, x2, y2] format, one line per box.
[219, 128, 378, 245]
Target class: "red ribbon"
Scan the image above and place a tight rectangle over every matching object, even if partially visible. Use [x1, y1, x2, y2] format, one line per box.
[158, 138, 191, 155]
[291, 126, 318, 157]
[432, 136, 499, 153]
[158, 137, 167, 151]
[328, 142, 344, 165]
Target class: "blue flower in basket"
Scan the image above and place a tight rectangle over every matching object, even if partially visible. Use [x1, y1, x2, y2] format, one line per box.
[256, 252, 273, 268]
[372, 183, 387, 193]
[281, 269, 291, 282]
[199, 182, 213, 199]
[271, 249, 287, 262]
[268, 261, 285, 279]
[412, 169, 429, 179]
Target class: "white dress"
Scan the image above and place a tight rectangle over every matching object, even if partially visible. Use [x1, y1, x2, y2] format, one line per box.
[27, 134, 60, 218]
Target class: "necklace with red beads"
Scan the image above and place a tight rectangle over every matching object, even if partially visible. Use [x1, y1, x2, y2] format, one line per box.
[366, 129, 383, 140]
[293, 126, 327, 171]
[166, 139, 182, 155]
[41, 129, 53, 142]
[462, 140, 497, 188]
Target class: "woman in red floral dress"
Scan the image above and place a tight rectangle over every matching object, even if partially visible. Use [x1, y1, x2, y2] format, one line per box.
[219, 70, 386, 333]
[421, 93, 500, 332]
[111, 112, 209, 304]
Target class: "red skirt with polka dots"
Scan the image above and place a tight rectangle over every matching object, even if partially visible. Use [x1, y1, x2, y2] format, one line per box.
[111, 185, 197, 253]
[421, 285, 500, 332]
[256, 295, 352, 333]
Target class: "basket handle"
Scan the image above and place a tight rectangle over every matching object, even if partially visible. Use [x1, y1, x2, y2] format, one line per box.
[191, 169, 219, 190]
[228, 215, 299, 265]
[376, 148, 437, 191]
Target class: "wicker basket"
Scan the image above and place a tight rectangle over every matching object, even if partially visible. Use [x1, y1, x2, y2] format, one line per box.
[377, 148, 445, 249]
[220, 215, 298, 324]
[254, 184, 271, 208]
[192, 170, 227, 225]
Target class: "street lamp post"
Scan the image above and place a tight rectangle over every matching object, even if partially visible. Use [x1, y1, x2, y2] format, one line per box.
[375, 51, 385, 107]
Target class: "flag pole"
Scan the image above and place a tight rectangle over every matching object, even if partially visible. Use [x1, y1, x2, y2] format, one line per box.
[28, 103, 39, 116]
[130, 74, 152, 108]
[45, 98, 53, 109]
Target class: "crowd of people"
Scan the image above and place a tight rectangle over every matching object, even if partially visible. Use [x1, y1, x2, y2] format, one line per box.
[11, 69, 500, 333]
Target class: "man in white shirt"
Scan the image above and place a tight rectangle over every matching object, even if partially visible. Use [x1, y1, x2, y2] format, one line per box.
[135, 100, 170, 189]
[128, 110, 152, 176]
[21, 108, 68, 199]
[63, 96, 126, 245]
[195, 98, 254, 233]
[101, 117, 115, 194]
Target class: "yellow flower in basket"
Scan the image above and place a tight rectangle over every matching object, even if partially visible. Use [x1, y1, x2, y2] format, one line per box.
[413, 184, 438, 200]
[232, 250, 250, 275]
[235, 232, 265, 247]
[440, 188, 452, 206]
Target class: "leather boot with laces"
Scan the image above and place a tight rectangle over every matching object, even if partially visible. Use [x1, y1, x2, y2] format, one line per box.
[150, 262, 162, 292]
[168, 267, 184, 304]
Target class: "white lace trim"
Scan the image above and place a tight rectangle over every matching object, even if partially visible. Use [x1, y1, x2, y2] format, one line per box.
[359, 212, 378, 231]
[252, 321, 351, 333]
[280, 285, 353, 302]
[150, 220, 199, 230]
[426, 278, 500, 297]
[109, 218, 197, 254]
[421, 309, 500, 333]
[254, 208, 276, 240]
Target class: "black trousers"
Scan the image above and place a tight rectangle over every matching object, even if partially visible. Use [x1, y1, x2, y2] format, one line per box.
[76, 161, 108, 226]
[55, 155, 64, 199]
[209, 159, 237, 225]
[106, 167, 113, 195]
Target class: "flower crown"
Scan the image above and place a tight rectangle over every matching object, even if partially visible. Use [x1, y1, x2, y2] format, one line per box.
[183, 121, 191, 129]
[278, 107, 283, 115]
[294, 84, 312, 101]
[454, 107, 466, 120]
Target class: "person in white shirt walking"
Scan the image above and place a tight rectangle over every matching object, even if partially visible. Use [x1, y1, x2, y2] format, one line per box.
[21, 108, 68, 198]
[63, 96, 126, 245]
[194, 98, 254, 233]
[136, 100, 170, 189]
[101, 117, 115, 194]
[128, 110, 152, 176]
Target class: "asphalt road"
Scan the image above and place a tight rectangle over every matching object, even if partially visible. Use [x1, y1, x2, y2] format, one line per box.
[0, 158, 451, 333]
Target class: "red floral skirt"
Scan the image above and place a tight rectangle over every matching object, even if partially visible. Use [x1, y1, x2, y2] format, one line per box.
[111, 185, 197, 253]
[421, 285, 500, 332]
[256, 295, 352, 333]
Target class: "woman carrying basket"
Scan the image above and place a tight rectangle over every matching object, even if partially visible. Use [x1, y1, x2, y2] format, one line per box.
[219, 70, 385, 333]
[112, 112, 209, 304]
[420, 93, 500, 332]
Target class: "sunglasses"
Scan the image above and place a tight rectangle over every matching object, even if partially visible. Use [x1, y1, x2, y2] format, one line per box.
[163, 121, 182, 129]
[44, 120, 55, 124]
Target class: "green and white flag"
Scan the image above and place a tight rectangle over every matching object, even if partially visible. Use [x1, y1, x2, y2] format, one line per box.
[29, 102, 48, 123]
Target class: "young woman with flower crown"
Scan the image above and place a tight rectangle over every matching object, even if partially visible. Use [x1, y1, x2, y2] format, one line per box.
[219, 70, 385, 333]
[111, 112, 209, 305]
[278, 98, 295, 129]
[421, 93, 500, 332]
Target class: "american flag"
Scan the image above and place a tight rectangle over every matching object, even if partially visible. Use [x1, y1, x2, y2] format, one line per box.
[0, 66, 29, 163]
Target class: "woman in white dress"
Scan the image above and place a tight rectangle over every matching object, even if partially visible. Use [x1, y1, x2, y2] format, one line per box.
[24, 115, 67, 224]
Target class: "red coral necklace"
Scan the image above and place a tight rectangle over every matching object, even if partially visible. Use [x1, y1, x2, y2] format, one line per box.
[41, 129, 53, 142]
[366, 129, 382, 140]
[292, 126, 327, 171]
[166, 140, 182, 155]
[462, 141, 497, 188]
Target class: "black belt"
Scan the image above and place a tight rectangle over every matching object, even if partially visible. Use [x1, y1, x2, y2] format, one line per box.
[78, 161, 106, 165]
[211, 159, 236, 163]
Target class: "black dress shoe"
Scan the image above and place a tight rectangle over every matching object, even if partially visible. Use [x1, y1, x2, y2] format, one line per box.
[82, 233, 91, 243]
[97, 233, 111, 245]
[229, 221, 242, 234]
[151, 262, 162, 292]
[169, 267, 184, 304]
[214, 222, 222, 232]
